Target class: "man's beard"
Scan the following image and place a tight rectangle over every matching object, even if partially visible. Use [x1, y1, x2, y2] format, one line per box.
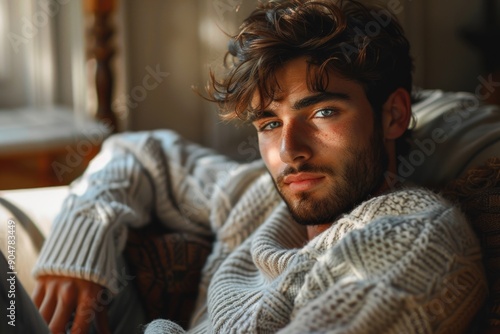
[273, 130, 388, 226]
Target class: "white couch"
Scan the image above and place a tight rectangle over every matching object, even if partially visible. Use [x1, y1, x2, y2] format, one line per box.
[0, 186, 69, 295]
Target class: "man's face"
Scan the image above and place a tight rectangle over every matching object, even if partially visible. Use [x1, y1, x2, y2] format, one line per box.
[252, 57, 388, 226]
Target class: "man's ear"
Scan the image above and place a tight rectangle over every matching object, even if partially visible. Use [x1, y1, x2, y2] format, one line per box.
[381, 88, 412, 140]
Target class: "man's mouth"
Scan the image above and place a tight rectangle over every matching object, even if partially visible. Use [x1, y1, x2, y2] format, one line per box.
[283, 173, 325, 192]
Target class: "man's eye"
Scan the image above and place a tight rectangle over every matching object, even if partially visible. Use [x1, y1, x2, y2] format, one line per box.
[261, 121, 281, 131]
[314, 108, 337, 118]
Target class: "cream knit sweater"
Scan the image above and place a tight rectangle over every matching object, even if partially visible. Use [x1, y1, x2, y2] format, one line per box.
[33, 130, 487, 333]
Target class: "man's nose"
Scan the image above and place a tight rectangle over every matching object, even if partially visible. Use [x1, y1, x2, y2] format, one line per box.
[279, 120, 313, 164]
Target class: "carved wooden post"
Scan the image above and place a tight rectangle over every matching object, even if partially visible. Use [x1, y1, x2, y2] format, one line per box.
[85, 0, 118, 132]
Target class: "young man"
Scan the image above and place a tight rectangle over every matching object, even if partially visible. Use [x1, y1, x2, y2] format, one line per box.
[31, 0, 487, 333]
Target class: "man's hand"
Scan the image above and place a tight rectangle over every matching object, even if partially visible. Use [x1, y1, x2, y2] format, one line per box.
[32, 275, 111, 334]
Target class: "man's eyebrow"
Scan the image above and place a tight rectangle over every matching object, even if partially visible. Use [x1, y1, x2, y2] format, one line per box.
[250, 110, 275, 122]
[292, 92, 350, 110]
[250, 92, 350, 122]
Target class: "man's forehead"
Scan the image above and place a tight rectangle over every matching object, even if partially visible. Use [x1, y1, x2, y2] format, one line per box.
[249, 56, 356, 110]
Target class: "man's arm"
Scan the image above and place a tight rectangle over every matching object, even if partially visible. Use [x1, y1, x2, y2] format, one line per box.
[31, 130, 246, 333]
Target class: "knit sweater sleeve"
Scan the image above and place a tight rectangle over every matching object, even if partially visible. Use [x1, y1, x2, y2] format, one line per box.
[32, 130, 252, 292]
[280, 205, 487, 334]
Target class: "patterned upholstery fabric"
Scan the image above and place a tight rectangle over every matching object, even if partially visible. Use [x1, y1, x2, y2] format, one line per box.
[442, 157, 500, 332]
[124, 225, 212, 329]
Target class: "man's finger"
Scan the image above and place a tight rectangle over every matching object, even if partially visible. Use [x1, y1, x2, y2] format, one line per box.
[38, 292, 57, 327]
[49, 294, 78, 334]
[70, 293, 97, 334]
[32, 282, 46, 309]
[94, 306, 111, 334]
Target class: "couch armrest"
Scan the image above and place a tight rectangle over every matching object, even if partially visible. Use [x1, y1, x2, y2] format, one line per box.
[0, 186, 69, 295]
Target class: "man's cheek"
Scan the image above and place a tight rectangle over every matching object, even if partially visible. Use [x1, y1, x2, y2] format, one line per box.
[262, 145, 282, 171]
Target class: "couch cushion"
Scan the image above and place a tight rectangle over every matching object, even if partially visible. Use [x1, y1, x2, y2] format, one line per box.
[442, 157, 500, 330]
[124, 226, 212, 329]
[405, 90, 500, 188]
[0, 186, 68, 295]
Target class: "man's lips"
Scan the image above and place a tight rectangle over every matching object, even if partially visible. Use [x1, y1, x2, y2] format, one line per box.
[283, 173, 325, 192]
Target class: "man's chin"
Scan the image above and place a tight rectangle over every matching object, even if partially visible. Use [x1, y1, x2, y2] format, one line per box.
[284, 195, 344, 226]
[275, 178, 355, 225]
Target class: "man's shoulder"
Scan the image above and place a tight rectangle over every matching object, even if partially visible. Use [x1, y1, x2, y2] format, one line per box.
[344, 186, 477, 248]
[335, 187, 479, 268]
[351, 186, 456, 221]
[317, 187, 467, 251]
[338, 186, 476, 246]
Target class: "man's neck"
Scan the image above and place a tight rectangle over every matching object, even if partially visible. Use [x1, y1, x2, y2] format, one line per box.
[307, 224, 331, 240]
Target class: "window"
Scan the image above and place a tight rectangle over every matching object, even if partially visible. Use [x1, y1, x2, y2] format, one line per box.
[0, 0, 89, 112]
[0, 1, 110, 190]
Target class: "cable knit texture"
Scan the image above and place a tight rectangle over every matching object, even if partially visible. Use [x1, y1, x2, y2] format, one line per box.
[33, 130, 487, 333]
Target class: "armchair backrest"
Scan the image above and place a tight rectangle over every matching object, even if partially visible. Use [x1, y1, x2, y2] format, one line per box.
[408, 89, 500, 332]
[405, 89, 500, 188]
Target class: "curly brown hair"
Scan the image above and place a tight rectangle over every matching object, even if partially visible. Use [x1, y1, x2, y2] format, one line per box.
[206, 0, 413, 124]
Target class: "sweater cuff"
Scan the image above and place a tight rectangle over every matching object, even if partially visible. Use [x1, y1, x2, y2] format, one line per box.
[32, 196, 134, 294]
[144, 319, 185, 334]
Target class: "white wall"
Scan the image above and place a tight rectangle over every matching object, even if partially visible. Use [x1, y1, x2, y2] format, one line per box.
[121, 0, 206, 143]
